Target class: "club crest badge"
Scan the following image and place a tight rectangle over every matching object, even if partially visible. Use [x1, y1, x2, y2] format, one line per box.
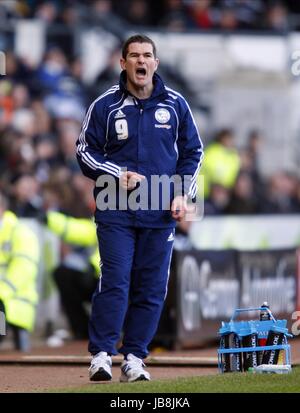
[155, 108, 171, 124]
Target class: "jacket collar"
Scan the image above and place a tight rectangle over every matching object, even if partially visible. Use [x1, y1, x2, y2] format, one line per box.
[119, 71, 169, 104]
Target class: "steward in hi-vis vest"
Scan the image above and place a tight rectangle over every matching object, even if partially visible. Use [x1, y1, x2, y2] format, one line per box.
[0, 195, 39, 335]
[46, 211, 100, 277]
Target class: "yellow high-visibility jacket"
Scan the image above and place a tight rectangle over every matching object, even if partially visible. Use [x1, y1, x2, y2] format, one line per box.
[198, 142, 240, 198]
[0, 211, 39, 331]
[46, 211, 100, 277]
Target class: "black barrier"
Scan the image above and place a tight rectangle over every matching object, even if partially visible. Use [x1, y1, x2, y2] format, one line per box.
[237, 250, 296, 320]
[153, 248, 298, 350]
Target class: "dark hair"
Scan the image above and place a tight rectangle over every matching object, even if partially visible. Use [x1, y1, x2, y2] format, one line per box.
[122, 34, 157, 59]
[215, 128, 234, 142]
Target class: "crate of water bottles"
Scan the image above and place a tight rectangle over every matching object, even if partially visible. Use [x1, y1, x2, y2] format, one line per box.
[218, 302, 293, 374]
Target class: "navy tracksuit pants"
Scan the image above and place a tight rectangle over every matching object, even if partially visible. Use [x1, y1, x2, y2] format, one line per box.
[88, 223, 175, 359]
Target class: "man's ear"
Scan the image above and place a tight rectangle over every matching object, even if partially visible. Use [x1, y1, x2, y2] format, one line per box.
[120, 58, 126, 70]
[155, 58, 159, 71]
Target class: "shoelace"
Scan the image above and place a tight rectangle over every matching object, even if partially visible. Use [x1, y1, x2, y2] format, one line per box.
[91, 353, 111, 368]
[124, 356, 145, 371]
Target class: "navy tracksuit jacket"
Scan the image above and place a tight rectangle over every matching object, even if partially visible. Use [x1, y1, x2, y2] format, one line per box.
[76, 71, 203, 358]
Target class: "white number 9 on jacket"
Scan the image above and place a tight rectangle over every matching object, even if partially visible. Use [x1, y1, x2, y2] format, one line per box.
[115, 119, 129, 140]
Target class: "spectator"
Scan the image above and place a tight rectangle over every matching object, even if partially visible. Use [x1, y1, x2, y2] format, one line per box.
[0, 80, 14, 127]
[125, 0, 151, 27]
[31, 99, 53, 136]
[239, 130, 264, 200]
[92, 46, 121, 100]
[35, 46, 69, 96]
[10, 174, 42, 217]
[259, 171, 300, 214]
[218, 6, 239, 30]
[34, 1, 58, 25]
[59, 2, 81, 27]
[84, 0, 128, 38]
[198, 128, 240, 198]
[219, 0, 265, 29]
[58, 121, 82, 172]
[34, 135, 61, 183]
[245, 130, 263, 172]
[41, 169, 91, 217]
[188, 0, 215, 29]
[3, 129, 36, 179]
[4, 52, 35, 94]
[160, 0, 193, 32]
[0, 0, 23, 24]
[266, 1, 289, 31]
[225, 171, 259, 214]
[71, 173, 96, 215]
[0, 190, 40, 351]
[204, 183, 231, 215]
[12, 84, 30, 110]
[12, 108, 36, 137]
[41, 180, 64, 211]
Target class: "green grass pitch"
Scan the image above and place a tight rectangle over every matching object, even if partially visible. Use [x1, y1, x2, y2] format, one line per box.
[47, 366, 300, 393]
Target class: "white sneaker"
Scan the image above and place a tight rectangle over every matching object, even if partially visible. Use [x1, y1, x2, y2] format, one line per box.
[89, 351, 112, 381]
[120, 353, 151, 382]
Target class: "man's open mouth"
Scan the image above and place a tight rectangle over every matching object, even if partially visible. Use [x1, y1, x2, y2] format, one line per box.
[136, 68, 146, 76]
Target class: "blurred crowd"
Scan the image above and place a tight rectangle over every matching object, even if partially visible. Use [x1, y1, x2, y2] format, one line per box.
[0, 0, 299, 33]
[0, 47, 95, 219]
[1, 46, 300, 219]
[200, 129, 300, 215]
[1, 1, 300, 220]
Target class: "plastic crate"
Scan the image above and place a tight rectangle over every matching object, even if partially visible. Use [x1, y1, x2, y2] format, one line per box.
[217, 307, 293, 373]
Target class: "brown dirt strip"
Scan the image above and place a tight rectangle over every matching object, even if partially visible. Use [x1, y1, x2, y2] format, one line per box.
[0, 341, 219, 392]
[0, 365, 217, 393]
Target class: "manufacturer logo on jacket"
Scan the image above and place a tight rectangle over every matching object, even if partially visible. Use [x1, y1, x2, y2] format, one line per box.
[167, 231, 175, 242]
[114, 109, 126, 119]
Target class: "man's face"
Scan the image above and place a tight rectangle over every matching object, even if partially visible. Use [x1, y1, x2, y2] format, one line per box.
[120, 42, 159, 90]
